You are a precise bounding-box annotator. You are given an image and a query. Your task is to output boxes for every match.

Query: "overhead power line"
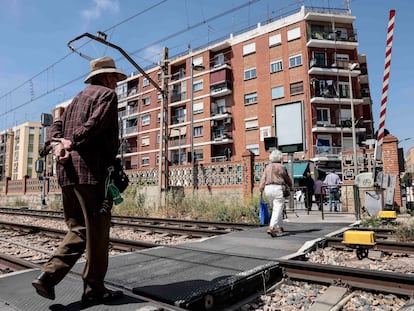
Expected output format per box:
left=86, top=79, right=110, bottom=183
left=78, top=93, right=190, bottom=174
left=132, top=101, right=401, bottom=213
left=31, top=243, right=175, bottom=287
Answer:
left=0, top=0, right=266, bottom=123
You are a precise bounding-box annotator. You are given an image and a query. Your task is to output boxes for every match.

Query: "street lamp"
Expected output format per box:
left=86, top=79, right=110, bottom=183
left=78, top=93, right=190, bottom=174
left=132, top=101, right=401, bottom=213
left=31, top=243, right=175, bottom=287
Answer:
left=190, top=55, right=205, bottom=192
left=348, top=63, right=358, bottom=178
left=172, top=128, right=182, bottom=165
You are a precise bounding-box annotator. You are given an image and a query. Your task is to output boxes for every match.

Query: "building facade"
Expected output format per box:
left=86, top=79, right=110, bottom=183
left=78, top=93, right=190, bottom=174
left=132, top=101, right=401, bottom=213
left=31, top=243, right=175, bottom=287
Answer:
left=0, top=122, right=43, bottom=180
left=116, top=5, right=374, bottom=179
left=406, top=147, right=414, bottom=173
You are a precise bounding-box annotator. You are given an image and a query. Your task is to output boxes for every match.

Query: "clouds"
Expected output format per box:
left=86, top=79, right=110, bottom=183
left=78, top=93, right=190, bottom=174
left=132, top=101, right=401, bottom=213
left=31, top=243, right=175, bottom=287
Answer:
left=81, top=0, right=120, bottom=23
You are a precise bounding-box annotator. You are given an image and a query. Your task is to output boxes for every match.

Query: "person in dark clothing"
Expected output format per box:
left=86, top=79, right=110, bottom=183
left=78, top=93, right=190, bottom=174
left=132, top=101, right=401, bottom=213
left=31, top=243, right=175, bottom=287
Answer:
left=32, top=56, right=126, bottom=307
left=304, top=172, right=315, bottom=210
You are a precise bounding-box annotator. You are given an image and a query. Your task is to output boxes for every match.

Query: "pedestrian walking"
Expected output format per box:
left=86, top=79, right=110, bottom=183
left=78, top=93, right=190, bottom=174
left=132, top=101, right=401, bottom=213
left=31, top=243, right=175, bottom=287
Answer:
left=304, top=172, right=315, bottom=211
left=323, top=169, right=342, bottom=212
left=259, top=149, right=293, bottom=237
left=32, top=56, right=126, bottom=307
left=314, top=176, right=324, bottom=210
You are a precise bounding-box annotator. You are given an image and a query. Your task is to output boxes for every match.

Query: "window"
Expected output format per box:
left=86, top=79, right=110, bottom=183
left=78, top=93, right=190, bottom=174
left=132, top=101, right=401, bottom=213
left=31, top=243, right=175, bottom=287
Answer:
left=246, top=144, right=259, bottom=155
left=244, top=93, right=258, bottom=105
left=244, top=68, right=256, bottom=80
left=260, top=126, right=271, bottom=141
left=287, top=27, right=301, bottom=41
left=143, top=78, right=149, bottom=87
left=194, top=126, right=203, bottom=137
left=213, top=53, right=225, bottom=67
left=194, top=149, right=204, bottom=161
left=316, top=108, right=330, bottom=125
left=141, top=136, right=150, bottom=146
left=335, top=53, right=350, bottom=62
left=116, top=83, right=128, bottom=99
left=157, top=92, right=162, bottom=101
left=142, top=96, right=150, bottom=106
left=193, top=80, right=203, bottom=92
left=193, top=56, right=203, bottom=66
left=216, top=98, right=226, bottom=114
left=338, top=81, right=350, bottom=98
left=335, top=27, right=348, bottom=40
left=141, top=157, right=150, bottom=166
left=312, top=51, right=326, bottom=67
left=157, top=112, right=161, bottom=123
left=243, top=42, right=256, bottom=55
left=271, top=86, right=284, bottom=99
left=157, top=134, right=160, bottom=144
left=270, top=60, right=283, bottom=73
left=289, top=54, right=302, bottom=68
left=245, top=118, right=259, bottom=130
left=193, top=102, right=203, bottom=114
left=141, top=114, right=150, bottom=126
left=290, top=81, right=304, bottom=95
left=269, top=33, right=281, bottom=46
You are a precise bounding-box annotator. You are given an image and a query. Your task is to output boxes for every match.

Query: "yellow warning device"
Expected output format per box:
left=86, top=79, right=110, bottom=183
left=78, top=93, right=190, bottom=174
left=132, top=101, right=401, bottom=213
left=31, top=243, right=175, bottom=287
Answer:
left=342, top=230, right=375, bottom=246
left=378, top=210, right=397, bottom=219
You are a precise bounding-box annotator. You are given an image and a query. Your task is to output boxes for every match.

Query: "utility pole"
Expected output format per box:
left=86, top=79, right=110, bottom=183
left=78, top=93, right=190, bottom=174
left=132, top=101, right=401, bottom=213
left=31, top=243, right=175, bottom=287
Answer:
left=159, top=47, right=169, bottom=207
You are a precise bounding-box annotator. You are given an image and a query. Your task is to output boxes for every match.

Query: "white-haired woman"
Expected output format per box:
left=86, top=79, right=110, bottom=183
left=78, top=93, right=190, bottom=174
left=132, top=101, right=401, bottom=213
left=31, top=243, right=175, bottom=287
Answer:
left=259, top=149, right=293, bottom=237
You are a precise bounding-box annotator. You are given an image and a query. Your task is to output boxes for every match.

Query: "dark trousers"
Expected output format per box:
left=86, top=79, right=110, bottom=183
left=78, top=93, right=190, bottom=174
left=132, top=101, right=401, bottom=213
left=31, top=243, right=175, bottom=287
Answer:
left=305, top=191, right=314, bottom=210
left=41, top=183, right=112, bottom=295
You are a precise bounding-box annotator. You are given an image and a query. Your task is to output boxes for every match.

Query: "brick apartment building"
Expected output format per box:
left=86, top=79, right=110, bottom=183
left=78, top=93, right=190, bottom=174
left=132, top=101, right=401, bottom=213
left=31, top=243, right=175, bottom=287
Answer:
left=108, top=5, right=374, bottom=180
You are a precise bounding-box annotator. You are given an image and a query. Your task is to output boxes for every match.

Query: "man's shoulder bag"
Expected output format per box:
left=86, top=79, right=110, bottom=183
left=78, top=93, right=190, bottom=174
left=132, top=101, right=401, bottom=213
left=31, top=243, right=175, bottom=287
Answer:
left=108, top=159, right=129, bottom=193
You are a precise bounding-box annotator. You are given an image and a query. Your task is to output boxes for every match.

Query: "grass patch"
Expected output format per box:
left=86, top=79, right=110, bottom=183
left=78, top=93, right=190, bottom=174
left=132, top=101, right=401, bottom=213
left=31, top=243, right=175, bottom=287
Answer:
left=112, top=187, right=261, bottom=224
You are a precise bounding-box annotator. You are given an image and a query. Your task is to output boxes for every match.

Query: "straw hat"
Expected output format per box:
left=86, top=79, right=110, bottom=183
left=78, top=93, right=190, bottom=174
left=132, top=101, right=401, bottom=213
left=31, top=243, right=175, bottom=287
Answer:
left=84, top=56, right=127, bottom=84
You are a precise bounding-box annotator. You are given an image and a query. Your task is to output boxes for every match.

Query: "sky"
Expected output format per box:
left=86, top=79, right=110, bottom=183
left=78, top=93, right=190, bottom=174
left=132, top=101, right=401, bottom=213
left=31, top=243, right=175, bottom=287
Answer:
left=0, top=0, right=413, bottom=153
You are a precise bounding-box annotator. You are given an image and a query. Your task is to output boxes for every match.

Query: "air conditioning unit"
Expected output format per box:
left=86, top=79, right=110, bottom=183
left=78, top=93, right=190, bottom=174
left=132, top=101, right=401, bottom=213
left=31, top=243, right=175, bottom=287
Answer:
left=224, top=118, right=232, bottom=124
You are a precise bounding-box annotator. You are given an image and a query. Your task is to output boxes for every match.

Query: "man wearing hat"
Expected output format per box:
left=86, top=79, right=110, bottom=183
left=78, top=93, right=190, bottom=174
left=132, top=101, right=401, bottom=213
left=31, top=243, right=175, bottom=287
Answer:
left=32, top=56, right=126, bottom=307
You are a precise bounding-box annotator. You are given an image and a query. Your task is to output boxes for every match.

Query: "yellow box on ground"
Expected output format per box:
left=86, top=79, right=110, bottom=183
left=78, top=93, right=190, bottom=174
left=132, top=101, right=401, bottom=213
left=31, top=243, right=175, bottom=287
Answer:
left=378, top=210, right=397, bottom=219
left=342, top=230, right=375, bottom=246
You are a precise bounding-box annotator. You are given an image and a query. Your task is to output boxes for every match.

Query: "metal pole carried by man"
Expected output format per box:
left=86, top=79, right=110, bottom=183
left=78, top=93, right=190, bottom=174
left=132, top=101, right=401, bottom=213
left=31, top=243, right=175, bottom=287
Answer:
left=32, top=56, right=127, bottom=307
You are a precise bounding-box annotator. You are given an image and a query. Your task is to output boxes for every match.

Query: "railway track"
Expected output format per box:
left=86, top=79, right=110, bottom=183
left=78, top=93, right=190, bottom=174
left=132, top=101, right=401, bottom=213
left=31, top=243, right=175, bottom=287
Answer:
left=1, top=207, right=413, bottom=310
left=279, top=258, right=414, bottom=296
left=0, top=207, right=258, bottom=237
left=0, top=220, right=157, bottom=251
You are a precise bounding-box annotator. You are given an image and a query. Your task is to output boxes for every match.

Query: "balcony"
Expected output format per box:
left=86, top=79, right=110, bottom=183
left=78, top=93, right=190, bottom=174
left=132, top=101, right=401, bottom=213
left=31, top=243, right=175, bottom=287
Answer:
left=210, top=81, right=232, bottom=97
left=124, top=125, right=138, bottom=136
left=212, top=130, right=233, bottom=144
left=171, top=115, right=186, bottom=125
left=313, top=145, right=342, bottom=158
left=170, top=91, right=187, bottom=103
left=312, top=118, right=367, bottom=135
left=308, top=59, right=361, bottom=77
left=307, top=29, right=358, bottom=50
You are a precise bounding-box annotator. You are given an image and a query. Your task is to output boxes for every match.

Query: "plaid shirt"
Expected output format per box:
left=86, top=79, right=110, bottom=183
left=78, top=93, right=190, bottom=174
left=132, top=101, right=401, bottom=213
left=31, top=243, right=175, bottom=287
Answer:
left=47, top=84, right=119, bottom=187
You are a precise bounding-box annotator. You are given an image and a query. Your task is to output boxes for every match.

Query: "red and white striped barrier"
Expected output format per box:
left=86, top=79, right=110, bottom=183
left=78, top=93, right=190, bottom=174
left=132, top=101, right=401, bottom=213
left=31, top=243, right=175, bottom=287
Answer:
left=376, top=9, right=396, bottom=160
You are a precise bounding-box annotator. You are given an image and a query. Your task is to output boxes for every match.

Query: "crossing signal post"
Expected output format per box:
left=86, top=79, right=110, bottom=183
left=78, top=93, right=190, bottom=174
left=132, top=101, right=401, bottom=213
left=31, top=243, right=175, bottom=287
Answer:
left=39, top=113, right=53, bottom=207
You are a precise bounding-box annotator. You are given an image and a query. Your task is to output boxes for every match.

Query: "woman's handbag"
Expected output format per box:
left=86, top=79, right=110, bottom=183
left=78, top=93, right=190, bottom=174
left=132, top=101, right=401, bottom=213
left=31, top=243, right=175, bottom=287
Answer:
left=259, top=195, right=270, bottom=225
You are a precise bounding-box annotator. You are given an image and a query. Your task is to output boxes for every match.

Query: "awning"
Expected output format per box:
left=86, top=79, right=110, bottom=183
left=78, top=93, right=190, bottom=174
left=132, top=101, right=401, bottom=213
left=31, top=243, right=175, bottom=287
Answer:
left=170, top=127, right=186, bottom=137
left=284, top=162, right=309, bottom=179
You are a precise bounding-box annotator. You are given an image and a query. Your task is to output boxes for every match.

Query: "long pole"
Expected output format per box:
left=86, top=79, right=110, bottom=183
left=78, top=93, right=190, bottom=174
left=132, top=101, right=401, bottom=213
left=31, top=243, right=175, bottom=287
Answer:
left=349, top=67, right=358, bottom=178
left=375, top=9, right=396, bottom=161
left=190, top=55, right=195, bottom=192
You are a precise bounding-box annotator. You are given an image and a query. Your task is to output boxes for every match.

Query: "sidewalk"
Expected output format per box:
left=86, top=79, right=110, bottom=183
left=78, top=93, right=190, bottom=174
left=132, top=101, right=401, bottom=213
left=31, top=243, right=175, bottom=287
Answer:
left=284, top=208, right=358, bottom=224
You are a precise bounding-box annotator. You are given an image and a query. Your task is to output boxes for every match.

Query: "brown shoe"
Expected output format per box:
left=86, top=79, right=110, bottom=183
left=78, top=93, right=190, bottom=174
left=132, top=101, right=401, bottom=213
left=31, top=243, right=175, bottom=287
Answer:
left=278, top=227, right=284, bottom=233
left=266, top=228, right=277, bottom=238
left=32, top=272, right=55, bottom=300
left=81, top=289, right=123, bottom=307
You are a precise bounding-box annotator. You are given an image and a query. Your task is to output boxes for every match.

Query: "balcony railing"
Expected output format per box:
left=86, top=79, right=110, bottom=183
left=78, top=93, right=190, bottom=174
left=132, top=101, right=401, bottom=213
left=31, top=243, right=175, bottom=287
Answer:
left=171, top=115, right=186, bottom=124
left=170, top=92, right=187, bottom=103
left=210, top=81, right=232, bottom=97
left=124, top=125, right=138, bottom=135
left=313, top=145, right=342, bottom=157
